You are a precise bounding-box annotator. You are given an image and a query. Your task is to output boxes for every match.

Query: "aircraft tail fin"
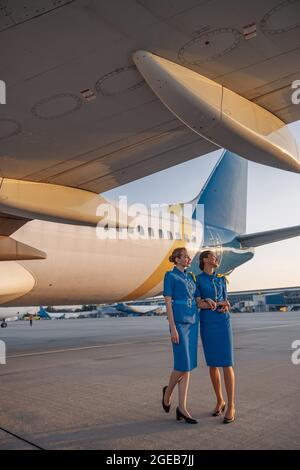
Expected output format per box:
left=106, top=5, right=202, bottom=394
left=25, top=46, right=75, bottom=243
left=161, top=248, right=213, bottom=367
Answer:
left=191, top=150, right=248, bottom=234
left=38, top=306, right=51, bottom=319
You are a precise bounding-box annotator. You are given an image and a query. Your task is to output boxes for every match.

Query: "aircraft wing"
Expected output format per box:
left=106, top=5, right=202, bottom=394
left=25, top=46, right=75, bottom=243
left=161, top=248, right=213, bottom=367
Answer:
left=1, top=0, right=300, bottom=197
left=238, top=225, right=300, bottom=248
left=0, top=213, right=46, bottom=260
left=0, top=212, right=30, bottom=236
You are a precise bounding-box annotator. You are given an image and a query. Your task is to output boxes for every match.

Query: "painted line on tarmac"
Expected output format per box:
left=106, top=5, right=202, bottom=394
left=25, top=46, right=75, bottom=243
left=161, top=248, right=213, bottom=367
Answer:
left=239, top=322, right=300, bottom=332
left=7, top=338, right=166, bottom=358
left=7, top=323, right=300, bottom=358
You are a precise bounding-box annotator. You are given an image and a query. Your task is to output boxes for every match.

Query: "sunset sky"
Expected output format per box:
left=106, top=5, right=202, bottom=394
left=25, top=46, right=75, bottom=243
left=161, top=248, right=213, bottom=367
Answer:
left=104, top=122, right=300, bottom=292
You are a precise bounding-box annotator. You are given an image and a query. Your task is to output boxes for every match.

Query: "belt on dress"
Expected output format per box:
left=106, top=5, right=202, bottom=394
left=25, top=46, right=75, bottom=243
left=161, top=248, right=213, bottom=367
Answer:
left=172, top=299, right=196, bottom=308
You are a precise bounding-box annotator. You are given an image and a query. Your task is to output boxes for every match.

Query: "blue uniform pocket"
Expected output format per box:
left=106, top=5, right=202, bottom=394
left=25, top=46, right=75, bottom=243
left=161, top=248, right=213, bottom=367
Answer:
left=172, top=304, right=198, bottom=324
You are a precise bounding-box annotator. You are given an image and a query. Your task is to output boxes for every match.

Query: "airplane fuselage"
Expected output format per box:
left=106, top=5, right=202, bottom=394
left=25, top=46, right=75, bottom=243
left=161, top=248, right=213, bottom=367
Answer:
left=0, top=218, right=253, bottom=307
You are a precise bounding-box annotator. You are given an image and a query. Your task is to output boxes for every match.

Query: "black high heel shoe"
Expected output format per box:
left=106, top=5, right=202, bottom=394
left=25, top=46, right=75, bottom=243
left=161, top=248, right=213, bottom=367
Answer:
left=176, top=407, right=198, bottom=424
left=223, top=409, right=235, bottom=424
left=162, top=386, right=170, bottom=413
left=212, top=403, right=226, bottom=417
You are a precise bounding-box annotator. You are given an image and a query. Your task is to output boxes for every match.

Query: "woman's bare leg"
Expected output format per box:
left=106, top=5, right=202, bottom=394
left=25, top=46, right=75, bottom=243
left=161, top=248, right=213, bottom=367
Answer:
left=178, top=372, right=193, bottom=417
left=209, top=366, right=225, bottom=411
left=223, top=366, right=235, bottom=419
left=164, top=370, right=185, bottom=406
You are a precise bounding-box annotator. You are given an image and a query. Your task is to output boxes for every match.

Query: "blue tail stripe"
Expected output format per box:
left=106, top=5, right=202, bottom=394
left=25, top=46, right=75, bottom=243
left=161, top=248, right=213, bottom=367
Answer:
left=192, top=150, right=248, bottom=235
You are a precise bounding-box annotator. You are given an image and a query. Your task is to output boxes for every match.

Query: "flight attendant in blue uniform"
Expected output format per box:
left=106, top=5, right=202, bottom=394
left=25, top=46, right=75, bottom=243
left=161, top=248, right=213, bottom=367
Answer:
left=195, top=250, right=236, bottom=424
left=162, top=247, right=199, bottom=424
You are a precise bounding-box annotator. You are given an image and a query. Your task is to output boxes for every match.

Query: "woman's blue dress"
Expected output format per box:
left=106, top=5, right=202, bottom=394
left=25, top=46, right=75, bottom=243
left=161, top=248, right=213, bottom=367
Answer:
left=163, top=266, right=199, bottom=372
left=195, top=271, right=233, bottom=367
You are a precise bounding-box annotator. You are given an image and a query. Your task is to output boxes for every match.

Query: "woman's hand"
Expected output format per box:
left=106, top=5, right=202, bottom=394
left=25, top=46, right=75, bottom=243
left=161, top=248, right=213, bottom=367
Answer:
left=170, top=325, right=179, bottom=344
left=205, top=298, right=217, bottom=310
left=217, top=300, right=230, bottom=313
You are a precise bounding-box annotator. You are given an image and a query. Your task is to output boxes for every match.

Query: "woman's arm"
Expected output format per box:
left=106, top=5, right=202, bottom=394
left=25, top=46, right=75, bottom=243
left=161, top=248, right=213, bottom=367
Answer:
left=196, top=297, right=217, bottom=310
left=217, top=278, right=231, bottom=312
left=195, top=277, right=217, bottom=310
left=164, top=296, right=179, bottom=344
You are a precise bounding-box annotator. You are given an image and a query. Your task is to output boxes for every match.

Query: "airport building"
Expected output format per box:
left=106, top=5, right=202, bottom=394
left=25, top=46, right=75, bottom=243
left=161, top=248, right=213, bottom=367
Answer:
left=15, top=287, right=299, bottom=323
left=112, top=286, right=300, bottom=315
left=227, top=286, right=300, bottom=313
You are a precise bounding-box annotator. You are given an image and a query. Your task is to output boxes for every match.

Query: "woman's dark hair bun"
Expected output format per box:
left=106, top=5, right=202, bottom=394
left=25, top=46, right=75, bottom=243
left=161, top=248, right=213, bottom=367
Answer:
left=169, top=247, right=187, bottom=264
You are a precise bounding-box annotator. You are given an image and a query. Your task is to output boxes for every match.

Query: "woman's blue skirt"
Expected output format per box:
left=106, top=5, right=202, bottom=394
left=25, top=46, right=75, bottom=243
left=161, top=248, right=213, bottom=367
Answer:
left=200, top=316, right=234, bottom=367
left=172, top=322, right=199, bottom=372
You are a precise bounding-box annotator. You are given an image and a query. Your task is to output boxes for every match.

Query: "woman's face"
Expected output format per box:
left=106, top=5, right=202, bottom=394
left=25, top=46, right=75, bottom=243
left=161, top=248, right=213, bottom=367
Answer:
left=204, top=252, right=219, bottom=268
left=176, top=251, right=191, bottom=268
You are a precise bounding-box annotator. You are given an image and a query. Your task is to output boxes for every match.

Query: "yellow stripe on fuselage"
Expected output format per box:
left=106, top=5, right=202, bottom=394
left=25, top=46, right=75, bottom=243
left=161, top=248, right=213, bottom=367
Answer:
left=118, top=239, right=186, bottom=301
left=119, top=203, right=192, bottom=301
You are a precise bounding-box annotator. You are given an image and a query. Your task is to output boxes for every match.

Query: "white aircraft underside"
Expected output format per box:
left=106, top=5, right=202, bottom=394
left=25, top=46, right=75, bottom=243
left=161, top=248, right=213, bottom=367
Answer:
left=1, top=0, right=300, bottom=195
left=0, top=0, right=300, bottom=309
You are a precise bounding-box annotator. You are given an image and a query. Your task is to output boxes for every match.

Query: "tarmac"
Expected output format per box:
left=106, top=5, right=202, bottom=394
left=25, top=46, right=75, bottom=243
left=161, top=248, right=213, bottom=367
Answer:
left=0, top=312, right=300, bottom=450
